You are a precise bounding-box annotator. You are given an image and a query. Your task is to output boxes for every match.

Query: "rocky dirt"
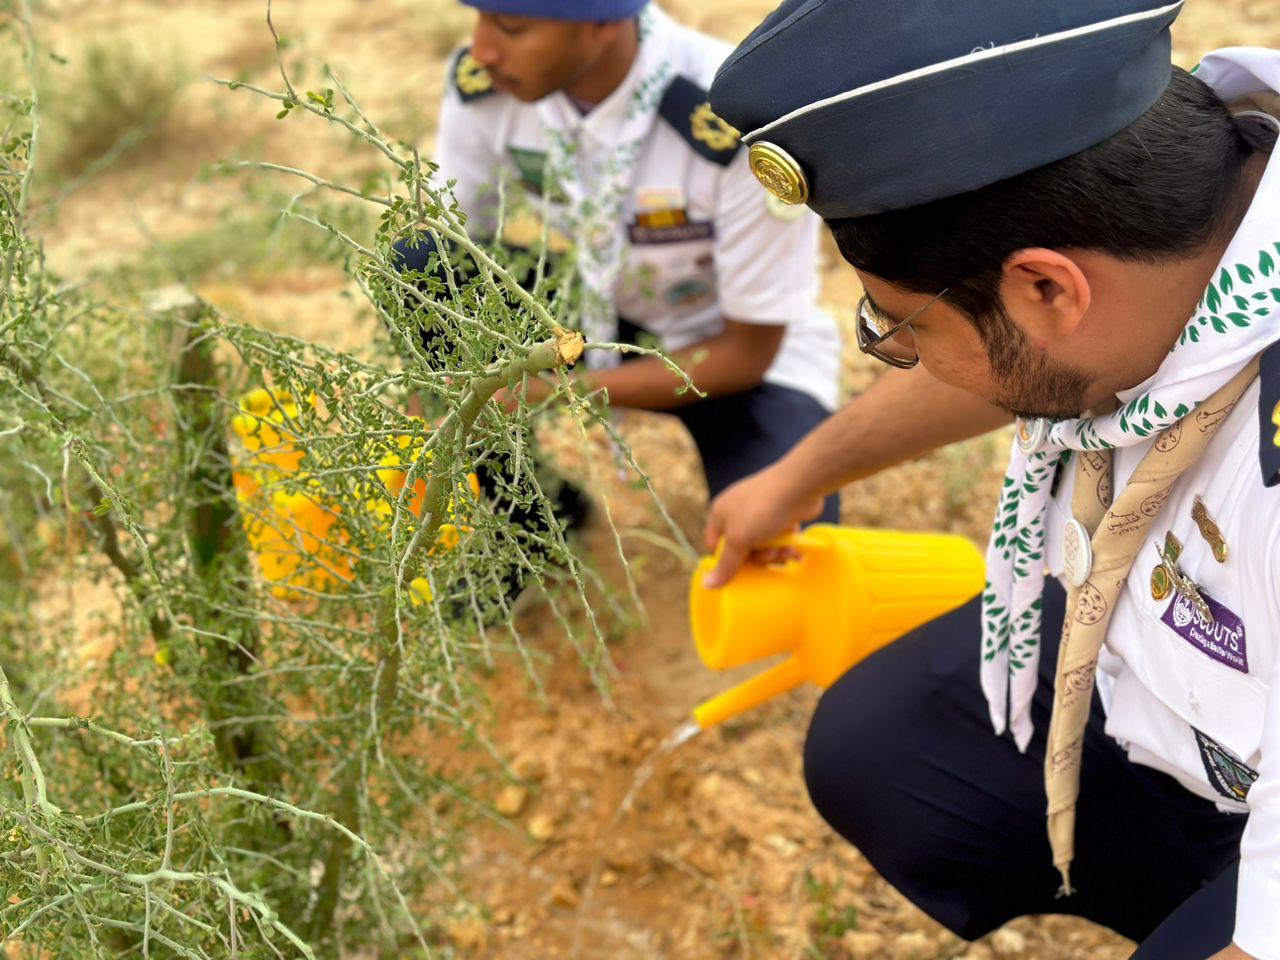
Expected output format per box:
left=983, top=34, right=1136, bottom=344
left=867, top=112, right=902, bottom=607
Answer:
left=27, top=0, right=1280, bottom=957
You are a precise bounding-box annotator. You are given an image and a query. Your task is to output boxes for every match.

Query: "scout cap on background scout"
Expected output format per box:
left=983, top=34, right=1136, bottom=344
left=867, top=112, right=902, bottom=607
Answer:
left=459, top=0, right=647, bottom=18
left=707, top=0, right=1184, bottom=218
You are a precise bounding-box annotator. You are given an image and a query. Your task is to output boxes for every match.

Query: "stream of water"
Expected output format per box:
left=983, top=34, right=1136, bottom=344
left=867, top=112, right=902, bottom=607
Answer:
left=570, top=718, right=703, bottom=957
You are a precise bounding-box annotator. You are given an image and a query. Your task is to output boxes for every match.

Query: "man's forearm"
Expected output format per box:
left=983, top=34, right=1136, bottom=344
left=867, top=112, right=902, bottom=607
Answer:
left=771, top=365, right=1013, bottom=500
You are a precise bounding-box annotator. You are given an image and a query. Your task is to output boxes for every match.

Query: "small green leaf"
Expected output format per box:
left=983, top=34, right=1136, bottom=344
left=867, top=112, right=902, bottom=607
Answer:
left=1220, top=268, right=1234, bottom=295
left=1226, top=312, right=1251, bottom=327
left=1206, top=285, right=1222, bottom=313
left=1238, top=264, right=1255, bottom=284
left=1262, top=250, right=1276, bottom=277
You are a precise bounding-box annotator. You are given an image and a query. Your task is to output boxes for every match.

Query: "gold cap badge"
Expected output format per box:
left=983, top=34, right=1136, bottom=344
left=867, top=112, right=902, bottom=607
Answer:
left=748, top=141, right=809, bottom=206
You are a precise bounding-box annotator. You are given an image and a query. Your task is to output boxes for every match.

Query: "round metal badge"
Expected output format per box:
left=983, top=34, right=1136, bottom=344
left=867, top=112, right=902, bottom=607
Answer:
left=1061, top=518, right=1093, bottom=588
left=1150, top=564, right=1172, bottom=601
left=748, top=142, right=809, bottom=206
left=1016, top=417, right=1047, bottom=454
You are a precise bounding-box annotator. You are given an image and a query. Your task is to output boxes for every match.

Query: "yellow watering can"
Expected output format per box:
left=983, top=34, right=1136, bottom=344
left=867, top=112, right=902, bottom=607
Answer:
left=689, top=525, right=984, bottom=729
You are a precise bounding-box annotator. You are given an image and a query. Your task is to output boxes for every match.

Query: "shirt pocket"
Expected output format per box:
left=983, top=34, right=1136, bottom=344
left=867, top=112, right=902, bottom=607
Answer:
left=616, top=235, right=717, bottom=325
left=1137, top=595, right=1267, bottom=763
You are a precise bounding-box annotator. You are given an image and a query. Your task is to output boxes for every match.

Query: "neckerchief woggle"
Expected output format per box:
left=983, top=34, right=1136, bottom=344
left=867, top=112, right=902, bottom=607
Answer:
left=982, top=47, right=1280, bottom=751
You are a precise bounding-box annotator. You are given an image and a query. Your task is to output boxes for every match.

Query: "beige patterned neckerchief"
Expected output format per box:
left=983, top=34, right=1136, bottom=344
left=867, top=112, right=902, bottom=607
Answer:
left=1044, top=358, right=1260, bottom=893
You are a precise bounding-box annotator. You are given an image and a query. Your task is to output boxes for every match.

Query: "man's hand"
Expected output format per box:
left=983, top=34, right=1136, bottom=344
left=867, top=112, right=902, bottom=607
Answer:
left=699, top=367, right=1013, bottom=589
left=1208, top=945, right=1257, bottom=960
left=701, top=463, right=826, bottom=588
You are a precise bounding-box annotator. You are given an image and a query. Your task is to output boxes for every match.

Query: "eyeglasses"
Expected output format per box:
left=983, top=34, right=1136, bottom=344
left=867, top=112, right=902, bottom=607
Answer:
left=855, top=287, right=950, bottom=369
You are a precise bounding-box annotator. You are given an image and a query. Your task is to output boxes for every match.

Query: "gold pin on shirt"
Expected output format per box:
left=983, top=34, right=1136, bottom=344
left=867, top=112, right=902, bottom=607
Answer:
left=1190, top=496, right=1228, bottom=563
left=1152, top=531, right=1180, bottom=601
left=1150, top=563, right=1172, bottom=601
left=1150, top=532, right=1213, bottom=621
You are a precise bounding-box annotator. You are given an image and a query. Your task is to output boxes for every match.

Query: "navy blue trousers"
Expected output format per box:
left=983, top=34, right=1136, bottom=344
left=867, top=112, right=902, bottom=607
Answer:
left=803, top=579, right=1244, bottom=956
left=666, top=381, right=839, bottom=523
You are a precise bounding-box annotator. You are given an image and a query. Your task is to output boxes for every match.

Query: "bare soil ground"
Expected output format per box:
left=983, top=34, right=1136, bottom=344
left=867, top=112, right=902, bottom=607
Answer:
left=28, top=1, right=1280, bottom=957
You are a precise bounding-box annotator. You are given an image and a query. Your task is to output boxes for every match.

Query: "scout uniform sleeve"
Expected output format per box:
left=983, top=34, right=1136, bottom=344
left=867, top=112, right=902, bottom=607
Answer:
left=1235, top=665, right=1280, bottom=959
left=435, top=47, right=502, bottom=230
left=1236, top=364, right=1280, bottom=960
left=711, top=131, right=823, bottom=324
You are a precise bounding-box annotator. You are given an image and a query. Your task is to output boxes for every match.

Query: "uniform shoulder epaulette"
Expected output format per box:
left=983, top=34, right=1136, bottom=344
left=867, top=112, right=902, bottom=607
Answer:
left=1257, top=338, right=1280, bottom=487
left=450, top=47, right=496, bottom=104
left=658, top=75, right=742, bottom=166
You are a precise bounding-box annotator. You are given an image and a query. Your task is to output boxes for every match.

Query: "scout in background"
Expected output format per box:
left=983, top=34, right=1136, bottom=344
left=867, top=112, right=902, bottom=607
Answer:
left=701, top=2, right=1280, bottom=959
left=394, top=0, right=842, bottom=523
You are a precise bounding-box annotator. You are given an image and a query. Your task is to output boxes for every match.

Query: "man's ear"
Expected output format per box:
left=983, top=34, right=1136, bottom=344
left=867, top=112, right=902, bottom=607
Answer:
left=1000, top=248, right=1091, bottom=344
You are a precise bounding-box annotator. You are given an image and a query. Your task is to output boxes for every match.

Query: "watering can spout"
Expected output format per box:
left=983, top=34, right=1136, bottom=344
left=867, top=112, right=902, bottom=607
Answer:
left=693, top=656, right=806, bottom=729
left=689, top=525, right=985, bottom=730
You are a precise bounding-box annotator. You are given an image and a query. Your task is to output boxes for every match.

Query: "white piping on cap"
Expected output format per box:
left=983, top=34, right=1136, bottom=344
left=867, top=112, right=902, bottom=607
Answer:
left=744, top=0, right=1184, bottom=141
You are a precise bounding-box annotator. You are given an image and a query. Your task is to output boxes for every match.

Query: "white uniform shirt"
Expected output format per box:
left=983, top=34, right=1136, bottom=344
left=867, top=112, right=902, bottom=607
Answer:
left=432, top=22, right=842, bottom=410
left=1044, top=107, right=1280, bottom=956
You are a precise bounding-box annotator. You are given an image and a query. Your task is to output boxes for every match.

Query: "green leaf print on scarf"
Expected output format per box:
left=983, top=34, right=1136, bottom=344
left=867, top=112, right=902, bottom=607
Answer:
left=1179, top=246, right=1280, bottom=350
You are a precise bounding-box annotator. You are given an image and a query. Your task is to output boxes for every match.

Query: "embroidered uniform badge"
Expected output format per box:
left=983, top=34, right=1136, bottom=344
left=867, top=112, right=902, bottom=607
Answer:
left=452, top=49, right=494, bottom=102
left=507, top=146, right=548, bottom=196
left=1194, top=728, right=1258, bottom=802
left=1159, top=588, right=1246, bottom=672
left=659, top=77, right=742, bottom=167
left=690, top=102, right=740, bottom=152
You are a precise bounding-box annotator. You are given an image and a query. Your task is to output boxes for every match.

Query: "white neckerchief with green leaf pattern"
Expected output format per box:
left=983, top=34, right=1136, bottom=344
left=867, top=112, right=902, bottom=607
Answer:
left=981, top=46, right=1280, bottom=751
left=537, top=6, right=674, bottom=370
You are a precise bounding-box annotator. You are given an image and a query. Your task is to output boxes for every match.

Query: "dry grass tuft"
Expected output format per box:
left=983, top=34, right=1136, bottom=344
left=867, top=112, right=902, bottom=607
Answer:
left=37, top=38, right=187, bottom=180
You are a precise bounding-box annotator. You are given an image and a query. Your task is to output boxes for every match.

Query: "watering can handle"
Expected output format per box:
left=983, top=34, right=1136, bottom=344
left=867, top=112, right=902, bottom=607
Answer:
left=764, top=528, right=827, bottom=553
left=708, top=526, right=828, bottom=565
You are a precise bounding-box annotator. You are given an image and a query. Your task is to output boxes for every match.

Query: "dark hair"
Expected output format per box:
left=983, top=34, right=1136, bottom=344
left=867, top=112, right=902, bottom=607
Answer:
left=827, top=67, right=1255, bottom=336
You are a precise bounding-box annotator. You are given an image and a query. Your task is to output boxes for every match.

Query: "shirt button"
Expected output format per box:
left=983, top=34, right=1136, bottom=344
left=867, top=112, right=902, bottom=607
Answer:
left=1187, top=686, right=1201, bottom=712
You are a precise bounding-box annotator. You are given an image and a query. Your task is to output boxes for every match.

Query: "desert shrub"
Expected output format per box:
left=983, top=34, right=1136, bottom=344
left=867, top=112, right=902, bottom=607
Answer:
left=0, top=9, right=686, bottom=957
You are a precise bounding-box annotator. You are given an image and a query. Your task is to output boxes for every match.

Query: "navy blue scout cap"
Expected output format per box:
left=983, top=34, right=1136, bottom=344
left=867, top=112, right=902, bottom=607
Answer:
left=708, top=0, right=1184, bottom=219
left=461, top=0, right=647, bottom=19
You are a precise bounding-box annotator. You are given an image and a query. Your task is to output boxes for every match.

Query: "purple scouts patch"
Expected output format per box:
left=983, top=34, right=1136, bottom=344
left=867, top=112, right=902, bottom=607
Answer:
left=1160, top=591, right=1248, bottom=673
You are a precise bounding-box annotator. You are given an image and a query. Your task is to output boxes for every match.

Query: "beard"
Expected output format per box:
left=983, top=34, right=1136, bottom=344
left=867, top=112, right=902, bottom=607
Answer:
left=981, top=309, right=1092, bottom=420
